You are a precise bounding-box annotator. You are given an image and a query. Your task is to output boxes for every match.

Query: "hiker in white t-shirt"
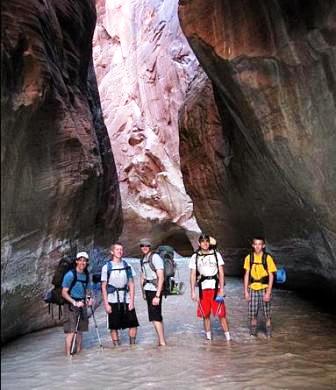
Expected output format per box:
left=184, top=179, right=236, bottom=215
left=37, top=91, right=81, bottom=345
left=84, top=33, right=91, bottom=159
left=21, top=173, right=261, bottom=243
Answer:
left=189, top=234, right=231, bottom=341
left=101, top=243, right=139, bottom=346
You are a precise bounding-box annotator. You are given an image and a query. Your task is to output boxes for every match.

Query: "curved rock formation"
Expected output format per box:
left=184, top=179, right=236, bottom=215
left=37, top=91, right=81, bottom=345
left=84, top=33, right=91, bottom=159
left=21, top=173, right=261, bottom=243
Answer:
left=179, top=0, right=336, bottom=294
left=93, top=0, right=202, bottom=255
left=1, top=0, right=122, bottom=343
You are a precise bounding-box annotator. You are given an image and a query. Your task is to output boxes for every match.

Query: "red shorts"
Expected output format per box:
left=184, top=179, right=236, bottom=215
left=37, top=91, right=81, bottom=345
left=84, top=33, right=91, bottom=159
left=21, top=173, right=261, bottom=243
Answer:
left=197, top=289, right=226, bottom=318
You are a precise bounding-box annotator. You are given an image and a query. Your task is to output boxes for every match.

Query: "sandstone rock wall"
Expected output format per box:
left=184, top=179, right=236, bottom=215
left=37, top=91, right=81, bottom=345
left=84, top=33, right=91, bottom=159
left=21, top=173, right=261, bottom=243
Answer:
left=1, top=0, right=122, bottom=343
left=93, top=0, right=202, bottom=255
left=179, top=0, right=336, bottom=294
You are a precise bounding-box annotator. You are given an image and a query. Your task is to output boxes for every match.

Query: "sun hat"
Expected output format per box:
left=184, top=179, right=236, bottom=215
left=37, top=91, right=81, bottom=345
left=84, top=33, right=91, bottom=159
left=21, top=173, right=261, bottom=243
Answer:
left=139, top=239, right=152, bottom=247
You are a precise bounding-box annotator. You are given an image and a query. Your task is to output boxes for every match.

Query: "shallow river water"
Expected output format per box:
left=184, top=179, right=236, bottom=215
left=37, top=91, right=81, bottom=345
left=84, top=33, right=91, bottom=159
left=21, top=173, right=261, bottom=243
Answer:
left=2, top=259, right=336, bottom=390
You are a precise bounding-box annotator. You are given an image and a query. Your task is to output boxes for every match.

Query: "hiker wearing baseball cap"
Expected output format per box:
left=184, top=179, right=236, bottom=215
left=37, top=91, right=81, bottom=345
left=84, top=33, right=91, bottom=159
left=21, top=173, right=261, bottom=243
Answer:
left=61, top=251, right=93, bottom=356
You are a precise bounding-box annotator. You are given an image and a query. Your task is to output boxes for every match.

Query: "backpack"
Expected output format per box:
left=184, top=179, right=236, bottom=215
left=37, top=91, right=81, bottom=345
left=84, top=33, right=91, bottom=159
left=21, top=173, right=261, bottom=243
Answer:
left=104, top=259, right=133, bottom=306
left=141, top=246, right=176, bottom=297
left=44, top=256, right=89, bottom=319
left=248, top=252, right=286, bottom=285
left=195, top=249, right=220, bottom=300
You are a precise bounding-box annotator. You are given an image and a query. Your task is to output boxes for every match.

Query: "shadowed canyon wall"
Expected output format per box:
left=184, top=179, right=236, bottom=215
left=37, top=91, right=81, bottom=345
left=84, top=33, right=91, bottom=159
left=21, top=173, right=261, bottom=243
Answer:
left=1, top=0, right=122, bottom=343
left=93, top=0, right=202, bottom=255
left=179, top=0, right=336, bottom=294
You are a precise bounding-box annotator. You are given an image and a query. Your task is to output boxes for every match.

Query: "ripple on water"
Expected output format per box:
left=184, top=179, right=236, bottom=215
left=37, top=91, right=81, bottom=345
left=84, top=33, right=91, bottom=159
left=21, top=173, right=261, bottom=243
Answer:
left=2, top=260, right=336, bottom=390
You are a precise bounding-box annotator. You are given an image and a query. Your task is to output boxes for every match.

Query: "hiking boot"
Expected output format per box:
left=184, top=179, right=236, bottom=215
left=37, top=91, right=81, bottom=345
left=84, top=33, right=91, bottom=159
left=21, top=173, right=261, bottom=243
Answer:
left=250, top=326, right=257, bottom=337
left=266, top=326, right=272, bottom=338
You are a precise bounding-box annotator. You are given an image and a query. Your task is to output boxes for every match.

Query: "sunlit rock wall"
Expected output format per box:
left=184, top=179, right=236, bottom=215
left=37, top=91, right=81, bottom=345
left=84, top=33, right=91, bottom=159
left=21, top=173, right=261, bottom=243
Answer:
left=1, top=0, right=122, bottom=343
left=179, top=0, right=336, bottom=294
left=93, top=0, right=202, bottom=255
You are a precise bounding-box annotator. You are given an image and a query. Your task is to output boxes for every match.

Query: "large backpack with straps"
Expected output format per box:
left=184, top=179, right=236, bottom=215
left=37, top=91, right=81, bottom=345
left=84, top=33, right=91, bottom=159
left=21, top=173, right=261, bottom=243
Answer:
left=195, top=249, right=220, bottom=300
left=248, top=252, right=286, bottom=285
left=44, top=256, right=89, bottom=319
left=141, top=245, right=176, bottom=297
left=104, top=260, right=133, bottom=307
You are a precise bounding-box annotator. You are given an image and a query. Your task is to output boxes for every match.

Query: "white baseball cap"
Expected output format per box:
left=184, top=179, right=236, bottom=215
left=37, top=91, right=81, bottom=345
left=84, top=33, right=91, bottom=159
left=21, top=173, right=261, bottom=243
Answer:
left=76, top=251, right=89, bottom=260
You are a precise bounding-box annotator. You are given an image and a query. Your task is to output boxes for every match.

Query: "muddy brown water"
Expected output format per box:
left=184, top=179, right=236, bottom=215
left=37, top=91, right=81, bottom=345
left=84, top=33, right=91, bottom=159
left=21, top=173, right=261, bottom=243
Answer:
left=2, top=258, right=336, bottom=389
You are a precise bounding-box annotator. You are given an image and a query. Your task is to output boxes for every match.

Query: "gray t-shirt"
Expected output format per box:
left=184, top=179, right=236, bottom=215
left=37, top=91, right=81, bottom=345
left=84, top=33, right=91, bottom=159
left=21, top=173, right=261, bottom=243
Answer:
left=101, top=260, right=136, bottom=303
left=142, top=253, right=164, bottom=291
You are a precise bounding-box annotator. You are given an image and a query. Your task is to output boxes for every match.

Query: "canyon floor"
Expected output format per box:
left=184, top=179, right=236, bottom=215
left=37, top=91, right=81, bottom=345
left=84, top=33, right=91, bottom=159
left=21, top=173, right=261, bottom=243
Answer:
left=2, top=259, right=336, bottom=390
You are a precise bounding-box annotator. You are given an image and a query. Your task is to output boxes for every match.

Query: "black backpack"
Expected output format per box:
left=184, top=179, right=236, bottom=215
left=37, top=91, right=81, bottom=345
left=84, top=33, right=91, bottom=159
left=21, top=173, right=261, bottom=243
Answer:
left=44, top=256, right=89, bottom=319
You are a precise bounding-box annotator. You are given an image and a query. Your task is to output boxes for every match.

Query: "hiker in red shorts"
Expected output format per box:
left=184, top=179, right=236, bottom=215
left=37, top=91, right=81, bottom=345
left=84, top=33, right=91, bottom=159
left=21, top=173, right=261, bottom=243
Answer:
left=189, top=234, right=231, bottom=341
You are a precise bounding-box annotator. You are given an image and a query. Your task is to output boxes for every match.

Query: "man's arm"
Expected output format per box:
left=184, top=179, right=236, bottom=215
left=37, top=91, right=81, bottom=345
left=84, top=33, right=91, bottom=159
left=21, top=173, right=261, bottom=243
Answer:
left=62, top=287, right=84, bottom=308
left=218, top=265, right=224, bottom=296
left=190, top=268, right=197, bottom=301
left=101, top=281, right=112, bottom=313
left=264, top=271, right=274, bottom=302
left=244, top=270, right=250, bottom=300
left=128, top=278, right=135, bottom=310
left=152, top=269, right=164, bottom=306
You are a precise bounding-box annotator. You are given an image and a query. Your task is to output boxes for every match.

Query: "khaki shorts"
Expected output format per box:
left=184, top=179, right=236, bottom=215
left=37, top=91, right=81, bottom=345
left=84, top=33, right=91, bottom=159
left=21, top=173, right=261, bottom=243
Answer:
left=63, top=303, right=88, bottom=333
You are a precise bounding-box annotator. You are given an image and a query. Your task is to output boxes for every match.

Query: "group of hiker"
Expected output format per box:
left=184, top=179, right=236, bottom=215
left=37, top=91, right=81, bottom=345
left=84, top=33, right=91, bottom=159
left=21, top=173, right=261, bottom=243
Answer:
left=59, top=234, right=278, bottom=356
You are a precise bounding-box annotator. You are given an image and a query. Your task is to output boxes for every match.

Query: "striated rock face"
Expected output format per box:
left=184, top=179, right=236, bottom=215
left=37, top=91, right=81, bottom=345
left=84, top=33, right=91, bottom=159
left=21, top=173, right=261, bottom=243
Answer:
left=93, top=0, right=202, bottom=255
left=1, top=0, right=122, bottom=343
left=179, top=0, right=336, bottom=294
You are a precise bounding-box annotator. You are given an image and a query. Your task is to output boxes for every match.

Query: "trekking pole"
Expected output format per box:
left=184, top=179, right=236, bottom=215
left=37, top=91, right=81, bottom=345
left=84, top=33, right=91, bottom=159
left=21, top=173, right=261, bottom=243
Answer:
left=90, top=306, right=103, bottom=349
left=70, top=309, right=82, bottom=356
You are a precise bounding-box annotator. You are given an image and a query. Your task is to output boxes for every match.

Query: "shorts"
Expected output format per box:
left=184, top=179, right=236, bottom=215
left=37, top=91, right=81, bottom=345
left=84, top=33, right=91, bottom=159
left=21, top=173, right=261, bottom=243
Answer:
left=145, top=290, right=163, bottom=322
left=107, top=303, right=139, bottom=330
left=197, top=289, right=226, bottom=318
left=248, top=288, right=271, bottom=321
left=63, top=303, right=88, bottom=333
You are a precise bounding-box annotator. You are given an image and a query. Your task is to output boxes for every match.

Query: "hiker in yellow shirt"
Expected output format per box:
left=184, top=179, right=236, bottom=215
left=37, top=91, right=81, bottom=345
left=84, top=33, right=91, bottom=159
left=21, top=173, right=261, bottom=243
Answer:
left=243, top=237, right=277, bottom=338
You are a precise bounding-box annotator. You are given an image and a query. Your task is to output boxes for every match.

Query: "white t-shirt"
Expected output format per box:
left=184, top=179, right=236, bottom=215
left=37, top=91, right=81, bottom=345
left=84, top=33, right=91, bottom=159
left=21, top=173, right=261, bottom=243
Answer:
left=141, top=253, right=164, bottom=291
left=189, top=250, right=224, bottom=290
left=101, top=260, right=136, bottom=303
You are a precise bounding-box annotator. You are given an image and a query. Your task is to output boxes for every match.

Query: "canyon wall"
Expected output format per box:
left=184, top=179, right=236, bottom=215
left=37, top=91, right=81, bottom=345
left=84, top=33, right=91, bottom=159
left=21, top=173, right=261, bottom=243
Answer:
left=179, top=0, right=336, bottom=294
left=93, top=0, right=202, bottom=255
left=1, top=0, right=122, bottom=343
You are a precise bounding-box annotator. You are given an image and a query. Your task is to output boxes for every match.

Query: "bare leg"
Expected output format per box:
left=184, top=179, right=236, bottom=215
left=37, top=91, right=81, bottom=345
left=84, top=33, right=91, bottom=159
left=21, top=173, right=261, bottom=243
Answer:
left=65, top=333, right=74, bottom=356
left=129, top=327, right=137, bottom=344
left=111, top=330, right=120, bottom=345
left=153, top=321, right=166, bottom=346
left=220, top=317, right=229, bottom=332
left=203, top=317, right=211, bottom=332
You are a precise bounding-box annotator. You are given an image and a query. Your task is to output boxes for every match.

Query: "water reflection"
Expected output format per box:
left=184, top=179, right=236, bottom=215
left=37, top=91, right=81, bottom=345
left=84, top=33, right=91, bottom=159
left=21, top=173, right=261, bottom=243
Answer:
left=2, top=259, right=336, bottom=389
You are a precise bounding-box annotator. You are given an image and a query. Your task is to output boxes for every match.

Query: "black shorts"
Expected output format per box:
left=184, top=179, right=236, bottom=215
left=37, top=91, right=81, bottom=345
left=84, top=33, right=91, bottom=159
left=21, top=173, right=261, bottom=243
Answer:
left=107, top=303, right=139, bottom=330
left=145, top=290, right=163, bottom=322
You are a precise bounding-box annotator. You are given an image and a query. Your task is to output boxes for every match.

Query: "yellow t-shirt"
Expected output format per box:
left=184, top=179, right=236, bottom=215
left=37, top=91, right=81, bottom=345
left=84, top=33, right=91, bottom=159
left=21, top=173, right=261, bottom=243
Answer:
left=244, top=253, right=277, bottom=291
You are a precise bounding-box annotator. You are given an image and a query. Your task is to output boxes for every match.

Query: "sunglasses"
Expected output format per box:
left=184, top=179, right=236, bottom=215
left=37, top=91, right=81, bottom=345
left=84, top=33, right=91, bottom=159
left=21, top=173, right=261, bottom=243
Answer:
left=77, top=258, right=89, bottom=263
left=140, top=244, right=151, bottom=248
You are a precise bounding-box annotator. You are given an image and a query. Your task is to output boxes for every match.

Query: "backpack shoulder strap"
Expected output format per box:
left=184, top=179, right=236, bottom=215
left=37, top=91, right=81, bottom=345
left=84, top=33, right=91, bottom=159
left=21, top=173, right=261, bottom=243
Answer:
left=262, top=252, right=268, bottom=272
left=68, top=269, right=77, bottom=295
left=213, top=250, right=219, bottom=272
left=148, top=253, right=157, bottom=273
left=122, top=260, right=133, bottom=280
left=106, top=261, right=113, bottom=282
left=250, top=252, right=254, bottom=267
